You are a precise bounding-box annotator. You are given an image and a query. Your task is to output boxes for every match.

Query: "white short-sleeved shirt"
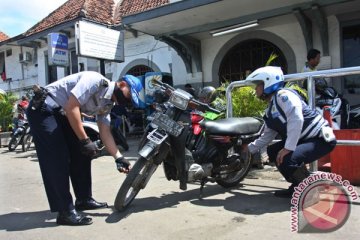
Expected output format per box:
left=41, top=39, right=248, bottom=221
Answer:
left=45, top=71, right=115, bottom=125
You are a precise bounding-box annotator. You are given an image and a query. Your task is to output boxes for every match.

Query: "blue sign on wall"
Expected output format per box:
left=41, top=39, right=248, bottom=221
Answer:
left=47, top=33, right=69, bottom=66
left=50, top=33, right=68, bottom=49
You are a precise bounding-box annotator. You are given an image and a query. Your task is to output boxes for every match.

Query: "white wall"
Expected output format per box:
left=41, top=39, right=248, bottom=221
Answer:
left=201, top=14, right=307, bottom=85
left=262, top=14, right=308, bottom=72
left=1, top=1, right=358, bottom=104
left=37, top=46, right=48, bottom=86
left=0, top=45, right=39, bottom=96
left=110, top=34, right=173, bottom=81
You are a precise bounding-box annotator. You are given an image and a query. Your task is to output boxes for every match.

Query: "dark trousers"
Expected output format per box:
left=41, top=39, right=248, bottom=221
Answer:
left=267, top=138, right=336, bottom=182
left=27, top=103, right=92, bottom=212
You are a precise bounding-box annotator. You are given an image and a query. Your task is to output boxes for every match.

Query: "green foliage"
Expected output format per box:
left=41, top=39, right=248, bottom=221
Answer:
left=265, top=53, right=278, bottom=66
left=285, top=82, right=308, bottom=102
left=231, top=86, right=267, bottom=117
left=216, top=83, right=267, bottom=117
left=0, top=92, right=17, bottom=132
left=214, top=52, right=282, bottom=118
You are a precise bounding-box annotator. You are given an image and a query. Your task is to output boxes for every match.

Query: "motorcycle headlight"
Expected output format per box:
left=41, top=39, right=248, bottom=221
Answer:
left=169, top=89, right=192, bottom=110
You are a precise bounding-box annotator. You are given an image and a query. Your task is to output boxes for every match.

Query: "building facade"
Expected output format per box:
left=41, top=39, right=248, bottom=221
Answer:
left=1, top=0, right=359, bottom=104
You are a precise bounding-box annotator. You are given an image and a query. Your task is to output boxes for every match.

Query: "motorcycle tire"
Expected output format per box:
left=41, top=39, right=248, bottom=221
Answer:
left=8, top=135, right=21, bottom=151
left=22, top=134, right=33, bottom=152
left=215, top=150, right=252, bottom=188
left=114, top=157, right=157, bottom=211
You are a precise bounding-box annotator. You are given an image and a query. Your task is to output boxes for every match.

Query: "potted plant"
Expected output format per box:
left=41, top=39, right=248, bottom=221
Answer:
left=0, top=92, right=17, bottom=147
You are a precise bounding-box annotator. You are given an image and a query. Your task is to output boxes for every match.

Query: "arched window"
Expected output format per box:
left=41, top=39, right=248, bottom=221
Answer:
left=127, top=65, right=153, bottom=76
left=219, top=39, right=288, bottom=83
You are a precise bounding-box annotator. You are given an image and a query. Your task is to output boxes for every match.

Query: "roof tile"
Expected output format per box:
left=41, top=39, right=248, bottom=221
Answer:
left=0, top=31, right=10, bottom=42
left=25, top=0, right=115, bottom=36
left=114, top=0, right=169, bottom=24
left=24, top=0, right=169, bottom=37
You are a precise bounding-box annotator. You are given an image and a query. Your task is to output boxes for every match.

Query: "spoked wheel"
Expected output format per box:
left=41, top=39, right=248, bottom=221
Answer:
left=114, top=157, right=158, bottom=211
left=216, top=150, right=252, bottom=188
left=22, top=134, right=33, bottom=152
left=8, top=135, right=21, bottom=151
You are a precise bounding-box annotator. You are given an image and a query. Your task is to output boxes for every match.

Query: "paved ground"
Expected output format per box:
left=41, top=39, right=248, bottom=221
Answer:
left=0, top=137, right=359, bottom=240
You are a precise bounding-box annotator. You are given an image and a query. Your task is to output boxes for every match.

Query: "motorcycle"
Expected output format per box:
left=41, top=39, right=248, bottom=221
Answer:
left=186, top=109, right=225, bottom=153
left=8, top=119, right=32, bottom=152
left=114, top=79, right=264, bottom=211
left=82, top=120, right=129, bottom=157
left=304, top=78, right=351, bottom=129
left=348, top=104, right=360, bottom=129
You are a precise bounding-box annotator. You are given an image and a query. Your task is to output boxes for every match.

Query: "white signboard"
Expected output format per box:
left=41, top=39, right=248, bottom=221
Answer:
left=76, top=21, right=124, bottom=62
left=47, top=33, right=69, bottom=66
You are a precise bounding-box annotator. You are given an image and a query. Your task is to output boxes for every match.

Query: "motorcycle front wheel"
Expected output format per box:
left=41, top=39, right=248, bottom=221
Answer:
left=22, top=134, right=33, bottom=152
left=215, top=150, right=252, bottom=188
left=114, top=157, right=158, bottom=211
left=8, top=135, right=21, bottom=151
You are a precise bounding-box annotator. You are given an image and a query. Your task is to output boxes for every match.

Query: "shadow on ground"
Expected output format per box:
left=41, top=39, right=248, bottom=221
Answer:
left=0, top=210, right=57, bottom=231
left=105, top=182, right=290, bottom=223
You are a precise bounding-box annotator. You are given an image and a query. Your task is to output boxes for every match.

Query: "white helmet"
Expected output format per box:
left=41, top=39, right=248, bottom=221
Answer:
left=245, top=66, right=284, bottom=95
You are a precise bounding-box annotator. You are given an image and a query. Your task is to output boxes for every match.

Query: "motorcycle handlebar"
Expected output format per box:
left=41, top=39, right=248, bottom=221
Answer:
left=152, top=78, right=175, bottom=92
left=151, top=78, right=221, bottom=114
left=189, top=99, right=222, bottom=114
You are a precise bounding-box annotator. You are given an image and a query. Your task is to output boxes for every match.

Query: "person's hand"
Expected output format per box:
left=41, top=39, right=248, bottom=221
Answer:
left=115, top=156, right=131, bottom=173
left=79, top=138, right=98, bottom=159
left=276, top=148, right=292, bottom=166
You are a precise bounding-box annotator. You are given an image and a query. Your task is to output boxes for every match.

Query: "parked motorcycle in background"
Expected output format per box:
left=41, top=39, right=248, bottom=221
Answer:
left=114, top=78, right=264, bottom=211
left=348, top=104, right=360, bottom=129
left=305, top=78, right=350, bottom=129
left=110, top=112, right=130, bottom=151
left=8, top=119, right=33, bottom=152
left=82, top=119, right=129, bottom=158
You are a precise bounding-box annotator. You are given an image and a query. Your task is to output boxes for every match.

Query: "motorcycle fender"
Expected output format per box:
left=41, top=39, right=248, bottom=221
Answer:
left=139, top=142, right=157, bottom=160
left=82, top=121, right=99, bottom=132
left=153, top=142, right=170, bottom=165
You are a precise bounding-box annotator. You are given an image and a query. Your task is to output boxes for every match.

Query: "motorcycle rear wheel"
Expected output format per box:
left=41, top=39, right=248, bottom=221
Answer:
left=114, top=157, right=157, bottom=211
left=22, top=134, right=33, bottom=152
left=111, top=126, right=129, bottom=151
left=215, top=150, right=252, bottom=188
left=8, top=135, right=21, bottom=151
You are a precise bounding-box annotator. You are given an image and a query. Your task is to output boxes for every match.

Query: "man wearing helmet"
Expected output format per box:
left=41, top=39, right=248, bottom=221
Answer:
left=244, top=66, right=336, bottom=198
left=27, top=71, right=143, bottom=226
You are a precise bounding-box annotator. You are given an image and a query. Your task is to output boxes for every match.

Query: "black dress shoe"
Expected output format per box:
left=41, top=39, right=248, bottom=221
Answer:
left=274, top=184, right=295, bottom=198
left=75, top=197, right=108, bottom=211
left=56, top=209, right=92, bottom=226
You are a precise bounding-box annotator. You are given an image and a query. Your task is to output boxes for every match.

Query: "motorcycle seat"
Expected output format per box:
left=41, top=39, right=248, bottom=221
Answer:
left=200, top=117, right=263, bottom=136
